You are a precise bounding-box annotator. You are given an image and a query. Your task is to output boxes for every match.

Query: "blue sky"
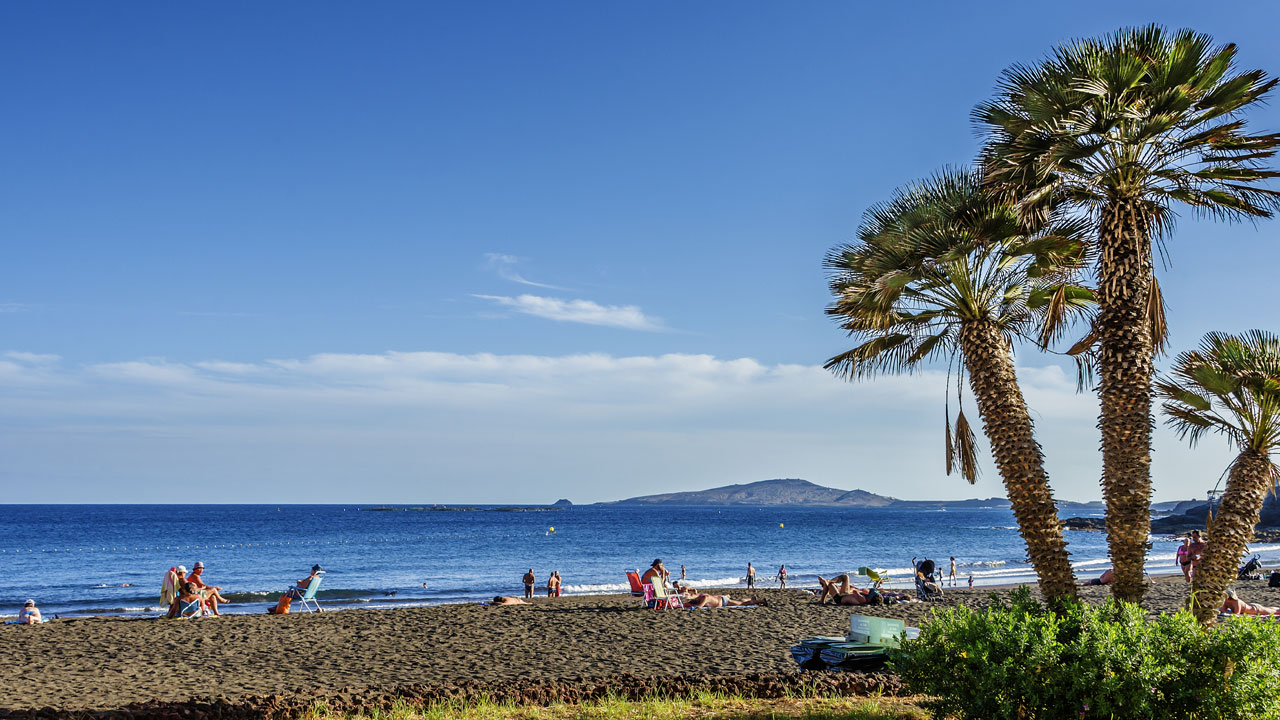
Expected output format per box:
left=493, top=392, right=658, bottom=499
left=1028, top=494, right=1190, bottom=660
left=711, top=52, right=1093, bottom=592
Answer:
left=2, top=2, right=1278, bottom=503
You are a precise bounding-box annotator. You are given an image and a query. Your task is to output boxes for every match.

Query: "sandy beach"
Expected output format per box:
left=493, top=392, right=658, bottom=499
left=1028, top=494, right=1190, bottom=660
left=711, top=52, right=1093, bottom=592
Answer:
left=2, top=572, right=1273, bottom=717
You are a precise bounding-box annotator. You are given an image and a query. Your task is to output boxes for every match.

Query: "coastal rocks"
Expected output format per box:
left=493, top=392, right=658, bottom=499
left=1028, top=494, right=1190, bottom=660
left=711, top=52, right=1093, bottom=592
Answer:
left=1063, top=517, right=1106, bottom=531
left=0, top=672, right=903, bottom=720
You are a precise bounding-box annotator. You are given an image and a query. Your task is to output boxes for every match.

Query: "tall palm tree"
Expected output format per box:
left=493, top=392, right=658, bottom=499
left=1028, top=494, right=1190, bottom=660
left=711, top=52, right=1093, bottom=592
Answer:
left=825, top=168, right=1091, bottom=600
left=976, top=26, right=1280, bottom=602
left=1157, top=331, right=1280, bottom=623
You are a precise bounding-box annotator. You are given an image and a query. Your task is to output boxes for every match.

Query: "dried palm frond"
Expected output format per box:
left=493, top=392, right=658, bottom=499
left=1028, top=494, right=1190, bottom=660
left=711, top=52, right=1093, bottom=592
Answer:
left=955, top=410, right=979, bottom=484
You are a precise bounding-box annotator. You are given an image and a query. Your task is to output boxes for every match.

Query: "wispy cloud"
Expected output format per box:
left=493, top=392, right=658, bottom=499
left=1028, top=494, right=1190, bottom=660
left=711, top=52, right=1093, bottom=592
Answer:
left=483, top=253, right=568, bottom=290
left=473, top=294, right=665, bottom=331
left=0, top=303, right=29, bottom=313
left=0, top=347, right=1236, bottom=503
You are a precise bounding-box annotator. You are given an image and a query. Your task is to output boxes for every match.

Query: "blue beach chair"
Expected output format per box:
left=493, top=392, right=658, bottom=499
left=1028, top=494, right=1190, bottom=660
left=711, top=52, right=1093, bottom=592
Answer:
left=288, top=572, right=325, bottom=613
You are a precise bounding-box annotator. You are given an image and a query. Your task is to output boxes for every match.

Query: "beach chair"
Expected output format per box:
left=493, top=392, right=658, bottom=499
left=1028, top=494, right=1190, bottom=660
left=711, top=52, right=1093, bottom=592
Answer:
left=650, top=579, right=683, bottom=609
left=288, top=572, right=325, bottom=613
left=625, top=571, right=647, bottom=607
left=176, top=597, right=206, bottom=619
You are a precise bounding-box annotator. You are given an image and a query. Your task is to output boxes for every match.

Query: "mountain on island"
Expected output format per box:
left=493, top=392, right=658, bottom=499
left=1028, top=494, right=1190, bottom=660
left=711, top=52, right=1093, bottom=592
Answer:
left=608, top=478, right=899, bottom=507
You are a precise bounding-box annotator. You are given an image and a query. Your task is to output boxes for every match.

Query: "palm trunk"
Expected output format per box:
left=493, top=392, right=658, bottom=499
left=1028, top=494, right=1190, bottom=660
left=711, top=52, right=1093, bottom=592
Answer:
left=1096, top=200, right=1156, bottom=603
left=1189, top=449, right=1274, bottom=624
left=960, top=321, right=1077, bottom=600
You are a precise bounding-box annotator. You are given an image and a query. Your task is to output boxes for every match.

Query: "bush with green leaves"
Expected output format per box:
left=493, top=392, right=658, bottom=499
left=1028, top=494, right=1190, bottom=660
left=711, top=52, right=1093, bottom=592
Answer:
left=892, top=587, right=1280, bottom=719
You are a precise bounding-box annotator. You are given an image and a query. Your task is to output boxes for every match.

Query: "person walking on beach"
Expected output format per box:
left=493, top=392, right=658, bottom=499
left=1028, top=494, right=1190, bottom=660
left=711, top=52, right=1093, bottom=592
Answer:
left=522, top=569, right=535, bottom=599
left=948, top=557, right=957, bottom=587
left=1189, top=530, right=1208, bottom=581
left=777, top=564, right=787, bottom=588
left=746, top=562, right=756, bottom=589
left=1176, top=538, right=1193, bottom=582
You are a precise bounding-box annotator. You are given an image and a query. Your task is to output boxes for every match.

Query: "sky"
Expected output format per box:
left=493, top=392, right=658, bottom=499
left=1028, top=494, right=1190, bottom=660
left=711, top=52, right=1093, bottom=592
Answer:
left=2, top=1, right=1279, bottom=504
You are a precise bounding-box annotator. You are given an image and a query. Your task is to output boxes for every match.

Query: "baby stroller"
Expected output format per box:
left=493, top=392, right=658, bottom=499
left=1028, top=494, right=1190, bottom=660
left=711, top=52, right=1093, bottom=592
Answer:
left=913, top=557, right=943, bottom=601
left=1238, top=555, right=1262, bottom=580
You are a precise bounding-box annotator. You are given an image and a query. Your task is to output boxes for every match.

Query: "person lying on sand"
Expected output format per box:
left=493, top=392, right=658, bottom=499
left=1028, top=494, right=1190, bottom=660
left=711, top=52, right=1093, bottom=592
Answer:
left=1081, top=568, right=1114, bottom=586
left=679, top=591, right=765, bottom=608
left=1221, top=589, right=1280, bottom=616
left=491, top=596, right=528, bottom=606
left=814, top=575, right=910, bottom=605
left=17, top=599, right=42, bottom=624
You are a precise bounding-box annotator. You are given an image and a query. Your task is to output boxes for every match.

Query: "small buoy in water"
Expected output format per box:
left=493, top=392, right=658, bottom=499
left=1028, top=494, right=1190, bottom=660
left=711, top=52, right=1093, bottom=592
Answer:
left=549, top=526, right=555, bottom=533
left=780, top=523, right=785, bottom=528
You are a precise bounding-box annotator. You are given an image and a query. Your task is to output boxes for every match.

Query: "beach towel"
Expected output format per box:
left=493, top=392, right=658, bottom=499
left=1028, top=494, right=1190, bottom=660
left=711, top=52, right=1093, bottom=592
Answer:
left=160, top=568, right=180, bottom=606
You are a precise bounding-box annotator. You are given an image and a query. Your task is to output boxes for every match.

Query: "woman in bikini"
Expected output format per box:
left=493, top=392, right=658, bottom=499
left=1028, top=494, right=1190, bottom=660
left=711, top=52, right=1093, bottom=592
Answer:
left=1221, top=589, right=1280, bottom=616
left=1176, top=538, right=1192, bottom=582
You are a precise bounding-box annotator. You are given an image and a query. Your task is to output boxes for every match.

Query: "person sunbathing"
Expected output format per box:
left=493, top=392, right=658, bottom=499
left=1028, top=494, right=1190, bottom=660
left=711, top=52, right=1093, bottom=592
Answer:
left=1081, top=568, right=1115, bottom=586
left=491, top=596, right=529, bottom=606
left=187, top=562, right=229, bottom=615
left=171, top=581, right=207, bottom=617
left=680, top=591, right=765, bottom=608
left=1221, top=589, right=1280, bottom=616
left=816, top=574, right=873, bottom=605
left=17, top=599, right=42, bottom=624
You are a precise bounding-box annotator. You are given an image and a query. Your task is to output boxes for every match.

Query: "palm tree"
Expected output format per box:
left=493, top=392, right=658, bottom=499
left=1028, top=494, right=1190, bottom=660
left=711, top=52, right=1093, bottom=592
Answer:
left=976, top=26, right=1280, bottom=602
left=1157, top=331, right=1280, bottom=623
left=825, top=168, right=1090, bottom=600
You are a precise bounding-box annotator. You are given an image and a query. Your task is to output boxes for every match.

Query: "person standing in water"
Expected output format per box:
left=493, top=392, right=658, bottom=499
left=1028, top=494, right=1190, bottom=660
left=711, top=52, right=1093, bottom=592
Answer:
left=746, top=562, right=756, bottom=589
left=777, top=564, right=787, bottom=588
left=680, top=565, right=686, bottom=581
left=522, top=569, right=535, bottom=599
left=948, top=557, right=958, bottom=587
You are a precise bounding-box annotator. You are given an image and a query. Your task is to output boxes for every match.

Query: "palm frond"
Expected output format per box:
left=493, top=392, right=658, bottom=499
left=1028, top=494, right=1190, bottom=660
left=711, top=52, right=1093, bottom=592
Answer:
left=955, top=410, right=979, bottom=484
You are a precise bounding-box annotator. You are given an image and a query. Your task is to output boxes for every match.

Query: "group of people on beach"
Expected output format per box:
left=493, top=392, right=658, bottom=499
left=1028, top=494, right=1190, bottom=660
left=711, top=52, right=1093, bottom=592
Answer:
left=521, top=569, right=562, bottom=599
left=1175, top=530, right=1209, bottom=583
left=162, top=562, right=230, bottom=617
left=745, top=562, right=788, bottom=588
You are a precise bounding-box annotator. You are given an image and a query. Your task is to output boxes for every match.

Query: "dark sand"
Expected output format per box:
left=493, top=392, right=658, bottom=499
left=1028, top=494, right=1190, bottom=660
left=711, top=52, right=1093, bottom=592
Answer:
left=2, top=574, right=1275, bottom=714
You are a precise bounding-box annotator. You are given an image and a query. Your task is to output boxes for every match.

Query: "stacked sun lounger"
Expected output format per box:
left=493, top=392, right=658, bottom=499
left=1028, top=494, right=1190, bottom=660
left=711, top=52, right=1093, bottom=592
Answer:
left=789, top=615, right=920, bottom=672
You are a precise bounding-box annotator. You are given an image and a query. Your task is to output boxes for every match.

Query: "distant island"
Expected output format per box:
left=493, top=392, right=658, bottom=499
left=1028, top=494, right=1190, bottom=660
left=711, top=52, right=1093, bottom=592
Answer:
left=602, top=478, right=1193, bottom=511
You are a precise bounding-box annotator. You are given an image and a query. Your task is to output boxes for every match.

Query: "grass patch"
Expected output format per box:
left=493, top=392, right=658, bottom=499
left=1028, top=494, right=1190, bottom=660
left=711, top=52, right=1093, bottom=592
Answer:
left=301, top=691, right=930, bottom=720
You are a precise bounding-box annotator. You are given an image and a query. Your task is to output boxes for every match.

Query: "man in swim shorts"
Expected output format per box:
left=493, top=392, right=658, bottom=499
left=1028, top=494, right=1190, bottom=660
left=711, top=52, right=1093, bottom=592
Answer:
left=1221, top=588, right=1280, bottom=616
left=522, top=569, right=535, bottom=599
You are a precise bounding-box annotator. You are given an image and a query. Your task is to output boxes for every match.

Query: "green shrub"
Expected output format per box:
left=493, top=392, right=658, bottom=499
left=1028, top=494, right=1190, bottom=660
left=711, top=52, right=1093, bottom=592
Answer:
left=891, top=587, right=1280, bottom=720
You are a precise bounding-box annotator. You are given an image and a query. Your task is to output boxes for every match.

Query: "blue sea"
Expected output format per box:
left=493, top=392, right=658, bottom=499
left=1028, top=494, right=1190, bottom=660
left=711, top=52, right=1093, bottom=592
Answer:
left=0, top=504, right=1264, bottom=619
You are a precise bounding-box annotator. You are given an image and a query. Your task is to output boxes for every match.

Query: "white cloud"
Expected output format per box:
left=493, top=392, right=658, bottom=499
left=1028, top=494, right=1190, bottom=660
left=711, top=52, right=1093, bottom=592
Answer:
left=474, top=294, right=665, bottom=331
left=0, top=348, right=1236, bottom=504
left=483, top=253, right=568, bottom=290
left=0, top=303, right=28, bottom=313
left=5, top=351, right=60, bottom=365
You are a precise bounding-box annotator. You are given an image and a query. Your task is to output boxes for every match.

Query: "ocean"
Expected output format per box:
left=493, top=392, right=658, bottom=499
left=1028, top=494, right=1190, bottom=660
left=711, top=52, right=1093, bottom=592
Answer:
left=0, top=503, right=1264, bottom=618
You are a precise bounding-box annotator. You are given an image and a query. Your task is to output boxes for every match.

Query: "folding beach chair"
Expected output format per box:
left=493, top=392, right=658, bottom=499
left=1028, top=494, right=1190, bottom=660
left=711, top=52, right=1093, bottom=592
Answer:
left=649, top=578, right=683, bottom=609
left=288, top=572, right=325, bottom=613
left=625, top=571, right=647, bottom=608
left=176, top=597, right=206, bottom=619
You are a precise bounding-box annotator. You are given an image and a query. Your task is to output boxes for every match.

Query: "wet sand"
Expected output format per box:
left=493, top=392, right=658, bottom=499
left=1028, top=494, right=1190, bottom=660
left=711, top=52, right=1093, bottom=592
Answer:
left=1, top=574, right=1274, bottom=714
